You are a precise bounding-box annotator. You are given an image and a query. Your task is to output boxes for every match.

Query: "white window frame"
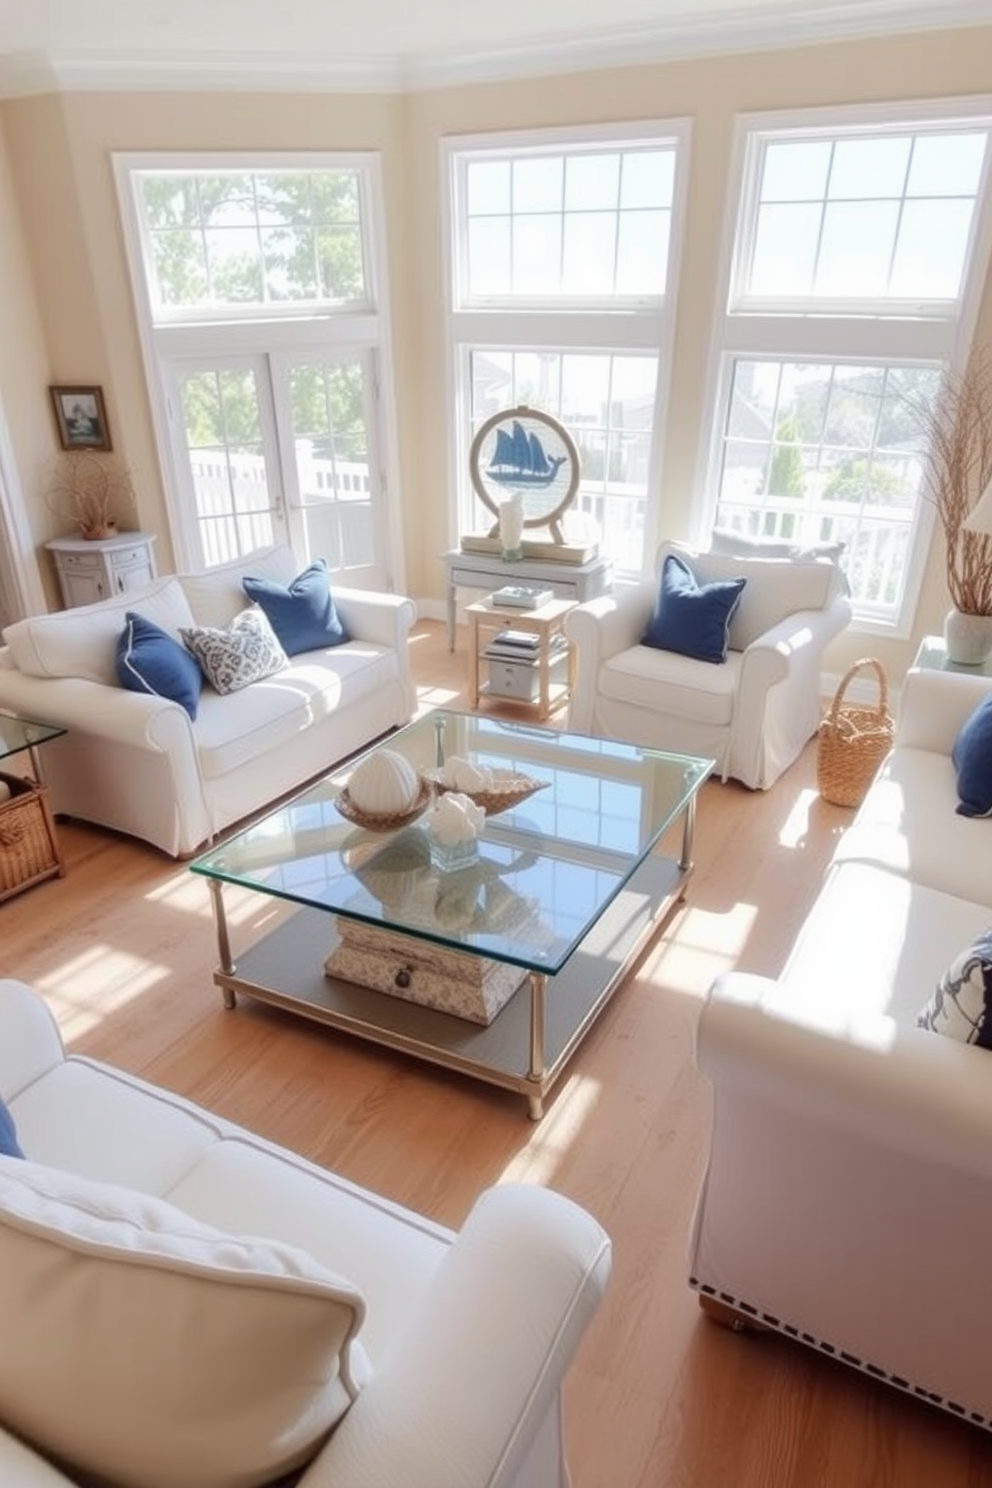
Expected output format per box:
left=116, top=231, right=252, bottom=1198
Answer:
left=443, top=120, right=691, bottom=580
left=698, top=97, right=992, bottom=636
left=114, top=151, right=403, bottom=583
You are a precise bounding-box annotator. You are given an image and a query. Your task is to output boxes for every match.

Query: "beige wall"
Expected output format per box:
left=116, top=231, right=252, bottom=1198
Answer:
left=1, top=20, right=991, bottom=681
left=0, top=105, right=63, bottom=609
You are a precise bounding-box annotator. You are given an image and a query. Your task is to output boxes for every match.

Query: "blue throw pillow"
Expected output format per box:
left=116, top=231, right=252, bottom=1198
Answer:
left=0, top=1094, right=24, bottom=1158
left=242, top=558, right=349, bottom=656
left=115, top=612, right=203, bottom=721
left=952, top=692, right=992, bottom=817
left=641, top=553, right=747, bottom=664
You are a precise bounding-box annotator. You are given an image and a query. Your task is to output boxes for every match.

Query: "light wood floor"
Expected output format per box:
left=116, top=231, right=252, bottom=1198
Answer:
left=5, top=619, right=992, bottom=1488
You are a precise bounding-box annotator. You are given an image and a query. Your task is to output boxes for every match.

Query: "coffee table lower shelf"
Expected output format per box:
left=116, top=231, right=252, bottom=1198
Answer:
left=210, top=853, right=686, bottom=1118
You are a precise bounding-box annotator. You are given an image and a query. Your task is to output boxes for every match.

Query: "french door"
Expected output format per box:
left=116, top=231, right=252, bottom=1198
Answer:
left=165, top=346, right=390, bottom=590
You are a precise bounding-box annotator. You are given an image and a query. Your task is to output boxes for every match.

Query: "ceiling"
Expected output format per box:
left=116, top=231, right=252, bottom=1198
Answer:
left=0, top=0, right=986, bottom=94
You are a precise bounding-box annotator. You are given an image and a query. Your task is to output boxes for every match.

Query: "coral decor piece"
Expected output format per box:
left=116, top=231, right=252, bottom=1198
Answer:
left=915, top=353, right=992, bottom=617
left=46, top=451, right=137, bottom=539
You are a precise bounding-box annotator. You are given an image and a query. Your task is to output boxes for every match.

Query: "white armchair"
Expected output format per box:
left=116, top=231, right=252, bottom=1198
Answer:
left=565, top=541, right=852, bottom=789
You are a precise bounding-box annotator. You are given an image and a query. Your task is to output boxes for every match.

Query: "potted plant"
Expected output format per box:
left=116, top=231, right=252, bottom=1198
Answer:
left=915, top=352, right=992, bottom=664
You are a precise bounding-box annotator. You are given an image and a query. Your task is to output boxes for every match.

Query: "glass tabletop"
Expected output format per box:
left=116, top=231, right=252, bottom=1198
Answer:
left=0, top=713, right=67, bottom=763
left=191, top=711, right=713, bottom=977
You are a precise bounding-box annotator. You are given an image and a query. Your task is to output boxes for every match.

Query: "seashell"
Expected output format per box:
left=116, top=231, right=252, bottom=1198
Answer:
left=427, top=790, right=486, bottom=846
left=347, top=749, right=420, bottom=816
left=441, top=755, right=493, bottom=792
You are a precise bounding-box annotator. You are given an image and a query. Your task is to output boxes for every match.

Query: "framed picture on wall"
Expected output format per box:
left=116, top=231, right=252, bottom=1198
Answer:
left=49, top=385, right=112, bottom=451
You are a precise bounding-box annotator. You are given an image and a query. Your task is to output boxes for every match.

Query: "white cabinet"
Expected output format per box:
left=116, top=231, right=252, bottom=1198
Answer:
left=45, top=532, right=158, bottom=609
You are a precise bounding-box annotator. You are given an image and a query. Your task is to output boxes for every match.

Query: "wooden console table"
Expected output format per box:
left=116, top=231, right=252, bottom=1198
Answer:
left=443, top=548, right=611, bottom=652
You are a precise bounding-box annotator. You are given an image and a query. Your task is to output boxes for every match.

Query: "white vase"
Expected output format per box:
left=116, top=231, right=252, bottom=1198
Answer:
left=499, top=495, right=524, bottom=562
left=943, top=608, right=992, bottom=665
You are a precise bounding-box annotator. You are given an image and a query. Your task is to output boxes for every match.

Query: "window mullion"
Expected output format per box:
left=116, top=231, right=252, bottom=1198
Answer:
left=720, top=313, right=955, bottom=363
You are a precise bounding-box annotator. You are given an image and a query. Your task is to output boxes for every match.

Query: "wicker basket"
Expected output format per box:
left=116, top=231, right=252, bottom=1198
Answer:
left=0, top=772, right=64, bottom=902
left=817, top=658, right=894, bottom=809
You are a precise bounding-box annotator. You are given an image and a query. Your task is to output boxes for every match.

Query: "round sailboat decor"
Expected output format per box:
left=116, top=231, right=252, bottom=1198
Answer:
left=469, top=405, right=580, bottom=543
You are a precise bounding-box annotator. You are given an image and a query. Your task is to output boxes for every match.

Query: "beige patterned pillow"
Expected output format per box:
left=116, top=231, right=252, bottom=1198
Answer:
left=181, top=606, right=288, bottom=694
left=0, top=1155, right=368, bottom=1488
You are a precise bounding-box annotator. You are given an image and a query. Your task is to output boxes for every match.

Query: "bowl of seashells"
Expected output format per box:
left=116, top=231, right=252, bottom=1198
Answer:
left=422, top=754, right=549, bottom=817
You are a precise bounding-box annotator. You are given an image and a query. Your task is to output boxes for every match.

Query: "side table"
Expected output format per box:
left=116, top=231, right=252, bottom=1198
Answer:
left=443, top=549, right=611, bottom=652
left=466, top=596, right=577, bottom=722
left=0, top=714, right=67, bottom=902
left=46, top=531, right=158, bottom=609
left=913, top=635, right=992, bottom=676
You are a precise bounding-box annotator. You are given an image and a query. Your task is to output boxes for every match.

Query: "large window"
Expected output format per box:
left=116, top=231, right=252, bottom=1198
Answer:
left=446, top=124, right=689, bottom=579
left=706, top=104, right=992, bottom=630
left=116, top=155, right=400, bottom=588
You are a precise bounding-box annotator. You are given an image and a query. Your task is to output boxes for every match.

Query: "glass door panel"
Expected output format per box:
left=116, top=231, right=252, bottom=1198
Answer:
left=278, top=350, right=386, bottom=590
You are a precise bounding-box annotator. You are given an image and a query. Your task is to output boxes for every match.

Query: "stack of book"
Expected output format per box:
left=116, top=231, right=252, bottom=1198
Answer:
left=484, top=629, right=542, bottom=662
left=490, top=585, right=554, bottom=610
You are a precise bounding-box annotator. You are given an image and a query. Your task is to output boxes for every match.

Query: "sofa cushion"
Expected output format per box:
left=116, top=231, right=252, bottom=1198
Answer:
left=192, top=641, right=395, bottom=779
left=2, top=577, right=195, bottom=686
left=709, top=528, right=848, bottom=567
left=181, top=607, right=288, bottom=695
left=917, top=926, right=992, bottom=1047
left=179, top=545, right=299, bottom=629
left=0, top=1096, right=23, bottom=1159
left=242, top=556, right=349, bottom=655
left=115, top=612, right=203, bottom=719
left=642, top=553, right=746, bottom=663
left=0, top=1154, right=368, bottom=1488
left=599, top=644, right=740, bottom=726
left=833, top=747, right=992, bottom=908
left=662, top=543, right=839, bottom=651
left=951, top=692, right=992, bottom=818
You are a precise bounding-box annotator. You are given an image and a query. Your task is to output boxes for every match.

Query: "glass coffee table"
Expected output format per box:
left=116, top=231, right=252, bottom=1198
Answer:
left=191, top=712, right=713, bottom=1118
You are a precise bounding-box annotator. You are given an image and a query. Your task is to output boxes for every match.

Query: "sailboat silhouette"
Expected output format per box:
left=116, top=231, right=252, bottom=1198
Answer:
left=487, top=420, right=566, bottom=488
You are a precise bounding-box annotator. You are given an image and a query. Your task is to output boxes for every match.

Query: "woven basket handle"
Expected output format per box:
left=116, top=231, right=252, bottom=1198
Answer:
left=827, top=657, right=889, bottom=726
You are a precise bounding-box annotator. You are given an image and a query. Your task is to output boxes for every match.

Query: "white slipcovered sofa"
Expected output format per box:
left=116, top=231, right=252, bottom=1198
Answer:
left=691, top=661, right=992, bottom=1430
left=0, top=546, right=417, bottom=858
left=564, top=541, right=852, bottom=789
left=0, top=976, right=611, bottom=1488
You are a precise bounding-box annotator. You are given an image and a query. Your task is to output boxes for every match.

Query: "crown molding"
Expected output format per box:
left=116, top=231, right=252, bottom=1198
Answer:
left=409, top=0, right=992, bottom=90
left=0, top=0, right=988, bottom=100
left=0, top=50, right=404, bottom=98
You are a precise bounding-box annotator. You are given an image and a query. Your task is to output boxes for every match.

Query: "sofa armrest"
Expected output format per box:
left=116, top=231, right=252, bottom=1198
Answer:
left=728, top=593, right=853, bottom=789
left=565, top=582, right=655, bottom=733
left=332, top=590, right=417, bottom=651
left=0, top=668, right=192, bottom=748
left=0, top=980, right=67, bottom=1103
left=698, top=971, right=992, bottom=1181
left=299, top=1183, right=611, bottom=1488
left=897, top=665, right=992, bottom=754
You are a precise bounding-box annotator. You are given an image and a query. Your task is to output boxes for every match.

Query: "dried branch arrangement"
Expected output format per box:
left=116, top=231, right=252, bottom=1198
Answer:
left=914, top=352, right=992, bottom=616
left=46, top=451, right=137, bottom=540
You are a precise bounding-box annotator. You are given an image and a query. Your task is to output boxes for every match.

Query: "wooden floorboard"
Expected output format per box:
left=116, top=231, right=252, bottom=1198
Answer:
left=4, top=617, right=991, bottom=1488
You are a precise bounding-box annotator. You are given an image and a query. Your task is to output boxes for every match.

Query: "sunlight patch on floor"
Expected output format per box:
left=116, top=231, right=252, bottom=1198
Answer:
left=35, top=950, right=168, bottom=1040
left=499, top=1070, right=603, bottom=1186
left=777, top=787, right=820, bottom=848
left=416, top=683, right=462, bottom=711
left=648, top=901, right=759, bottom=998
left=145, top=871, right=213, bottom=914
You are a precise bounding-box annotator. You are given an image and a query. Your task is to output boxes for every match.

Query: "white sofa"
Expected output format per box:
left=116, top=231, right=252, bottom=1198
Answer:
left=564, top=541, right=852, bottom=789
left=0, top=976, right=611, bottom=1488
left=691, top=661, right=992, bottom=1430
left=0, top=546, right=417, bottom=858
